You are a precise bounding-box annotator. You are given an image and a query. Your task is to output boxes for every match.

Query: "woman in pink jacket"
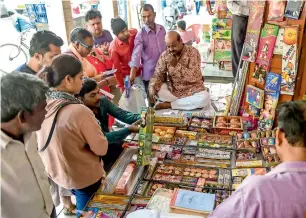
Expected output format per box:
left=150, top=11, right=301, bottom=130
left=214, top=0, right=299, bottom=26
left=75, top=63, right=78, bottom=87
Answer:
left=36, top=54, right=108, bottom=216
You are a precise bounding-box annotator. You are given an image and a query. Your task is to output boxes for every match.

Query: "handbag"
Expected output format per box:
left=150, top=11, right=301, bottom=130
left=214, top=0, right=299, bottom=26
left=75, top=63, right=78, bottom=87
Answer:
left=39, top=102, right=80, bottom=152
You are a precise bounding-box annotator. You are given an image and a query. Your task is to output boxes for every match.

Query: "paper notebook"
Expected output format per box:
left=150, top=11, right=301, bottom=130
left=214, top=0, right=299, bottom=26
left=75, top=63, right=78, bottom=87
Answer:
left=170, top=189, right=215, bottom=213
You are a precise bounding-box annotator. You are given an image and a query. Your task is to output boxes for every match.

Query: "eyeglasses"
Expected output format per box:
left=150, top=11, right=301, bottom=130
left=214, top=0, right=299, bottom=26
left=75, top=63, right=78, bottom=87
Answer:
left=78, top=41, right=93, bottom=50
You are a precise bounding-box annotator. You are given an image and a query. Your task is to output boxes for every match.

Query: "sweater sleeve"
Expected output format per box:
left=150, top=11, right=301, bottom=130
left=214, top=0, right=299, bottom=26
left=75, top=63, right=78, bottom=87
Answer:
left=103, top=128, right=131, bottom=144
left=79, top=106, right=108, bottom=156
left=101, top=97, right=141, bottom=124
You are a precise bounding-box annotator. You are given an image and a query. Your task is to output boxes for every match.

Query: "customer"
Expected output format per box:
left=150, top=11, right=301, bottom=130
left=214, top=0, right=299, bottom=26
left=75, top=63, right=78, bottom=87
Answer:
left=85, top=10, right=122, bottom=105
left=1, top=72, right=55, bottom=218
left=15, top=30, right=75, bottom=215
left=149, top=31, right=210, bottom=110
left=177, top=20, right=198, bottom=45
left=79, top=78, right=140, bottom=171
left=67, top=27, right=117, bottom=88
left=109, top=18, right=141, bottom=93
left=129, top=4, right=166, bottom=93
left=209, top=100, right=306, bottom=218
left=16, top=30, right=63, bottom=74
left=227, top=0, right=249, bottom=77
left=85, top=9, right=113, bottom=47
left=36, top=54, right=108, bottom=216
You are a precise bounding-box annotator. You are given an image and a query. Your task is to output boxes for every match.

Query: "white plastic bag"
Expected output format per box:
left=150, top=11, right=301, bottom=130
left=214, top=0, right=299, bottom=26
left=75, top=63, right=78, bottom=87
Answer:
left=119, top=85, right=146, bottom=114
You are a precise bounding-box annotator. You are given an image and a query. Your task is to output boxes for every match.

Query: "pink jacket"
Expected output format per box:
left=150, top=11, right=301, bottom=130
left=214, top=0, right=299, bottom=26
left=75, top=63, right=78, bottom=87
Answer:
left=36, top=98, right=108, bottom=189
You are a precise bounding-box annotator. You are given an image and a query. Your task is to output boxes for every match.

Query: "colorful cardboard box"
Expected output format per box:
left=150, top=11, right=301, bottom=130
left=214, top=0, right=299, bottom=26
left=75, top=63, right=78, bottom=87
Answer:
left=281, top=26, right=299, bottom=95
left=137, top=107, right=154, bottom=166
left=241, top=0, right=266, bottom=62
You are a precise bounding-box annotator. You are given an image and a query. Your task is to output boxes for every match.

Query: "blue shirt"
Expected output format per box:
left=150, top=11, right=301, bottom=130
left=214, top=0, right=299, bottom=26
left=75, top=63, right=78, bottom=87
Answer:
left=16, top=64, right=37, bottom=75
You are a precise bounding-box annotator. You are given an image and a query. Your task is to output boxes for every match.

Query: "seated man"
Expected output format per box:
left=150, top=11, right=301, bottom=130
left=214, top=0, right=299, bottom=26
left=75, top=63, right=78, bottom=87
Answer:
left=79, top=78, right=140, bottom=172
left=209, top=101, right=306, bottom=218
left=149, top=31, right=210, bottom=110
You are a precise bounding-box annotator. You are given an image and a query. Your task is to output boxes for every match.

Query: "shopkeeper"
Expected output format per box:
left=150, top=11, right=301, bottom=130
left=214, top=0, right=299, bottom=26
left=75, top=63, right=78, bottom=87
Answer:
left=79, top=78, right=140, bottom=172
left=149, top=31, right=211, bottom=110
left=209, top=101, right=306, bottom=218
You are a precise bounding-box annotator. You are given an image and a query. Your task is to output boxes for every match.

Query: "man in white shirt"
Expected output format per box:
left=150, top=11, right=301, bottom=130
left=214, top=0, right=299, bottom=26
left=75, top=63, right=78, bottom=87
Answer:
left=1, top=72, right=55, bottom=218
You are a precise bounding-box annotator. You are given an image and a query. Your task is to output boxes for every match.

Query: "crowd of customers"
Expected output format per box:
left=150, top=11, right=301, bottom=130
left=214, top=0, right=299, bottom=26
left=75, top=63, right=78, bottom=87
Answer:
left=1, top=3, right=306, bottom=218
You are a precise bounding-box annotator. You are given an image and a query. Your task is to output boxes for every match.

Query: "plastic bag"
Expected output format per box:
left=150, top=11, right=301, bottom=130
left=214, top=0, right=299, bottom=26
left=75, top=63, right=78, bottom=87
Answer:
left=14, top=17, right=33, bottom=32
left=119, top=85, right=146, bottom=114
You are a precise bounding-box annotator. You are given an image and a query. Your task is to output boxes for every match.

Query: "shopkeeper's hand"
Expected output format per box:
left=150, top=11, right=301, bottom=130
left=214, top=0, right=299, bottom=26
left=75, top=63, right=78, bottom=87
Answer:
left=148, top=88, right=157, bottom=106
left=106, top=76, right=117, bottom=86
left=130, top=67, right=137, bottom=85
left=128, top=120, right=141, bottom=133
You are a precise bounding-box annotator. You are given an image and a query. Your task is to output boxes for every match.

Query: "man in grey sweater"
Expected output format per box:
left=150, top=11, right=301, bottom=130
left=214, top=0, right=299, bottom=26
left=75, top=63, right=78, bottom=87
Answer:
left=227, top=0, right=249, bottom=78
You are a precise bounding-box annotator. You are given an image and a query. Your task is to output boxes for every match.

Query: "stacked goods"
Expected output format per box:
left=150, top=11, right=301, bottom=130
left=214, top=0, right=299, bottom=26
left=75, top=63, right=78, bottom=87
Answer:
left=188, top=117, right=213, bottom=133
left=213, top=116, right=243, bottom=135
left=152, top=126, right=176, bottom=144
left=259, top=130, right=280, bottom=166
left=154, top=114, right=188, bottom=126
left=197, top=134, right=233, bottom=148
left=211, top=2, right=233, bottom=71
left=115, top=163, right=136, bottom=195
left=235, top=131, right=260, bottom=152
left=137, top=107, right=154, bottom=166
left=231, top=168, right=267, bottom=190
left=175, top=130, right=198, bottom=140
left=235, top=150, right=263, bottom=168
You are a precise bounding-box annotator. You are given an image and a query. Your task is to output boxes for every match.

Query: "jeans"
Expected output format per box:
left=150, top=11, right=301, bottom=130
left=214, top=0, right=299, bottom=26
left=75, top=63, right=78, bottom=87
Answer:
left=71, top=178, right=102, bottom=217
left=50, top=207, right=56, bottom=218
left=101, top=141, right=124, bottom=172
left=143, top=80, right=149, bottom=95
left=195, top=1, right=201, bottom=15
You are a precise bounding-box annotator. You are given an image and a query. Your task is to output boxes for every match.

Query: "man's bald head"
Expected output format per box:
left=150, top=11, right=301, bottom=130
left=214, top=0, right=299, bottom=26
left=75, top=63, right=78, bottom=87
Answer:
left=165, top=31, right=181, bottom=43
left=165, top=31, right=183, bottom=56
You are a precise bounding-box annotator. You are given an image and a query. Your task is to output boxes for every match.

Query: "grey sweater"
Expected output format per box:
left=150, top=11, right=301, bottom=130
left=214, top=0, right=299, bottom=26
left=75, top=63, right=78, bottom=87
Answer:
left=227, top=0, right=249, bottom=16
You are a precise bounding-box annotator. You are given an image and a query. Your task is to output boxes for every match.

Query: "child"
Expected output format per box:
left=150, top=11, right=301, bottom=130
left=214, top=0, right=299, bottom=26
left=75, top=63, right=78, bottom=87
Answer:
left=177, top=20, right=197, bottom=45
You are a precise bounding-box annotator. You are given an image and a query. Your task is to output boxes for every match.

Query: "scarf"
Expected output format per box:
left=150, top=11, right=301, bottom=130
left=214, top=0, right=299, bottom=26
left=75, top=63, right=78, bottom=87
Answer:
left=47, top=90, right=102, bottom=126
left=46, top=90, right=83, bottom=104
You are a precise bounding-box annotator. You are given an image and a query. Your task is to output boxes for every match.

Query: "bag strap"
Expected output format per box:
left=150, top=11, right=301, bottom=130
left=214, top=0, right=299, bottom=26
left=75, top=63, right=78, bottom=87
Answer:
left=39, top=102, right=80, bottom=152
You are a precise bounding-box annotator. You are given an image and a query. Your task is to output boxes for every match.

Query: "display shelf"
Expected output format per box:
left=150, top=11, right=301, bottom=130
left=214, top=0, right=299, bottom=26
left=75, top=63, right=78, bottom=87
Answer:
left=101, top=148, right=140, bottom=194
left=244, top=2, right=306, bottom=104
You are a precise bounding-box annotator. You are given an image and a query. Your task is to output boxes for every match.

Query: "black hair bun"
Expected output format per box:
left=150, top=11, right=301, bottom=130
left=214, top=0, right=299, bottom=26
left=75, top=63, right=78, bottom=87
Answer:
left=44, top=66, right=55, bottom=87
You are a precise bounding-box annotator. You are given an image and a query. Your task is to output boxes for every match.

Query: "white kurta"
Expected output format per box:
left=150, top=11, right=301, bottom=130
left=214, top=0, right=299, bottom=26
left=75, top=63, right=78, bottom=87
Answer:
left=157, top=83, right=211, bottom=110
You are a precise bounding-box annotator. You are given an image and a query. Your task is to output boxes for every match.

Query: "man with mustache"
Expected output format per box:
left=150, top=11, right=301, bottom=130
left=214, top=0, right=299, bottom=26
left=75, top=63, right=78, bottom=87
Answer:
left=129, top=4, right=166, bottom=94
left=149, top=31, right=211, bottom=110
left=109, top=18, right=141, bottom=93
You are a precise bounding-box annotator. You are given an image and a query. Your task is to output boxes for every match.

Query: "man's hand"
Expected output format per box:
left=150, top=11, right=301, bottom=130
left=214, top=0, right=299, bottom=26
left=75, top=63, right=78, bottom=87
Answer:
left=148, top=88, right=157, bottom=105
left=105, top=76, right=117, bottom=86
left=169, top=55, right=178, bottom=67
left=98, top=76, right=117, bottom=88
left=128, top=120, right=141, bottom=133
left=130, top=67, right=137, bottom=85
